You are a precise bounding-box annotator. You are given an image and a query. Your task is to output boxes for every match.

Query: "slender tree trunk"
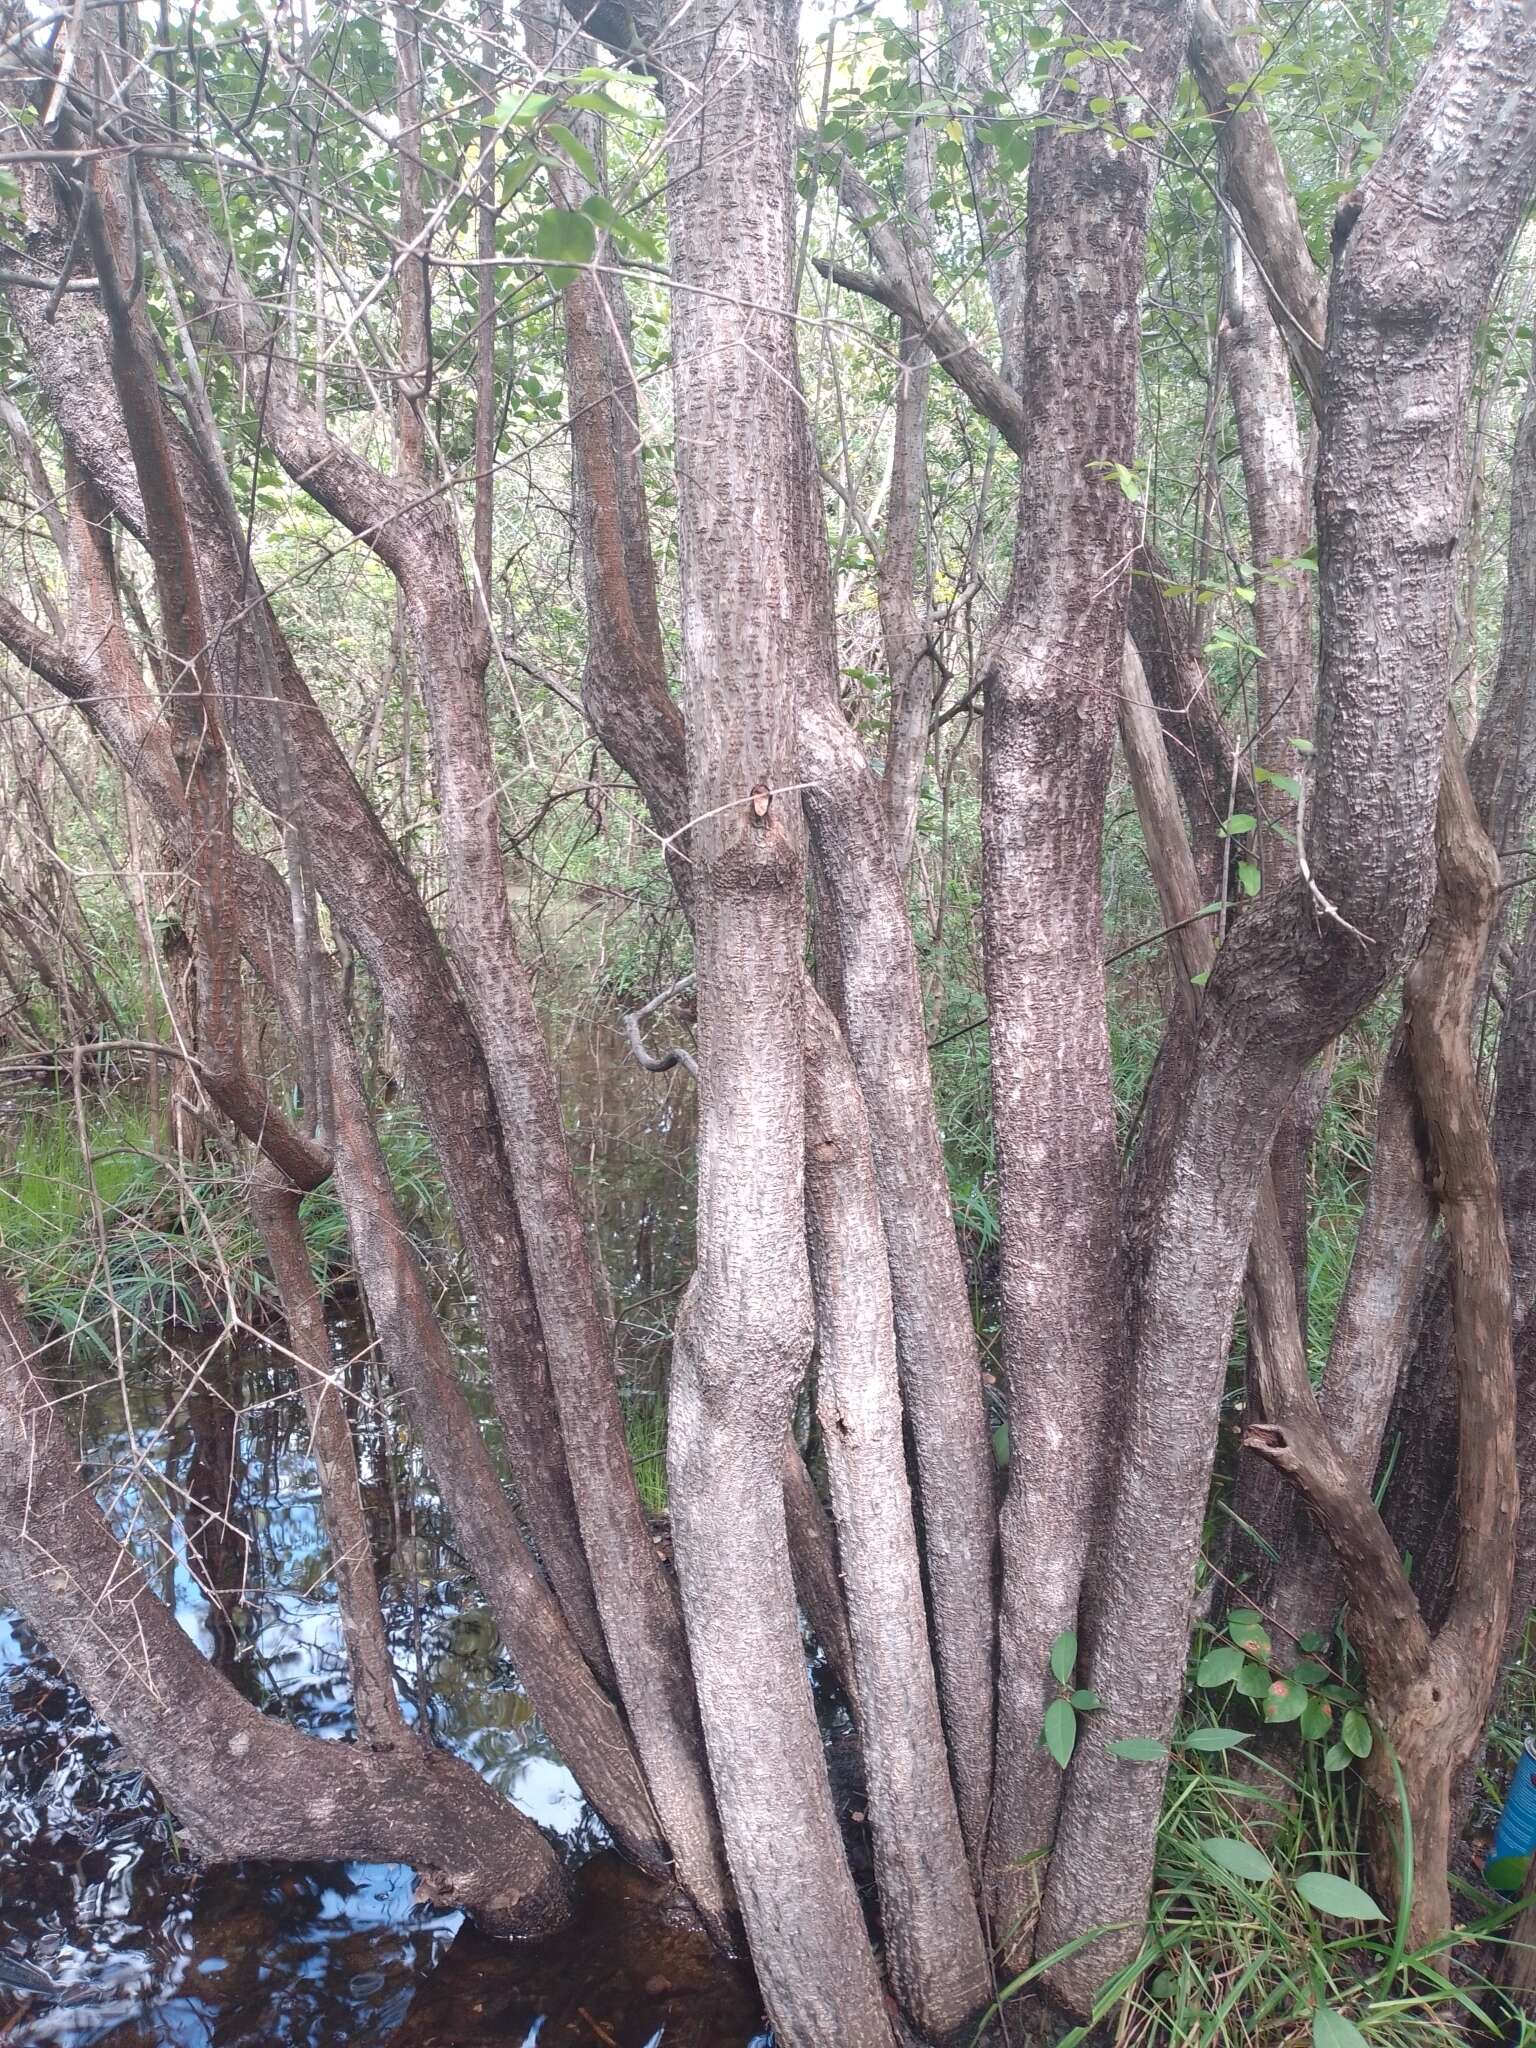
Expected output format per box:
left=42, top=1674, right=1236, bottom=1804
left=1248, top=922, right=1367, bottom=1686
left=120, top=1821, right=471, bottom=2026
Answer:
left=978, top=0, right=1192, bottom=1956
left=658, top=0, right=899, bottom=2035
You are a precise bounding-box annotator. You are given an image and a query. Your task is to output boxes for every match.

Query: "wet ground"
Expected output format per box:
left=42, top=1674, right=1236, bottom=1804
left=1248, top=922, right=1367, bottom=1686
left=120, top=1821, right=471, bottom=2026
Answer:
left=0, top=1040, right=777, bottom=2044
left=0, top=1352, right=771, bottom=2048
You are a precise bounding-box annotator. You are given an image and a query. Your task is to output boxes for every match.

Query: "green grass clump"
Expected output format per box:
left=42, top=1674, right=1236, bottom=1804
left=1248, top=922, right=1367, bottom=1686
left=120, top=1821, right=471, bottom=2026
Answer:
left=1, top=1092, right=449, bottom=1359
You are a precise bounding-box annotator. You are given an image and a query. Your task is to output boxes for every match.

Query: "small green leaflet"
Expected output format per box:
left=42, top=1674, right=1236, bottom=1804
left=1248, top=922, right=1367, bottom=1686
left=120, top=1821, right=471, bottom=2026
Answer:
left=1227, top=1610, right=1272, bottom=1658
left=1109, top=1737, right=1166, bottom=1762
left=1323, top=1740, right=1351, bottom=1773
left=1236, top=1659, right=1272, bottom=1700
left=1220, top=812, right=1257, bottom=837
left=534, top=208, right=597, bottom=271
left=1044, top=1698, right=1077, bottom=1768
left=1263, top=1679, right=1308, bottom=1725
left=1237, top=859, right=1261, bottom=897
left=1294, top=1871, right=1386, bottom=1921
left=1342, top=1709, right=1373, bottom=1758
left=1197, top=1644, right=1244, bottom=1688
left=1050, top=1630, right=1078, bottom=1685
left=1182, top=1726, right=1249, bottom=1752
left=1070, top=1689, right=1101, bottom=1710
left=1199, top=1836, right=1274, bottom=1882
left=1313, top=2006, right=1369, bottom=2048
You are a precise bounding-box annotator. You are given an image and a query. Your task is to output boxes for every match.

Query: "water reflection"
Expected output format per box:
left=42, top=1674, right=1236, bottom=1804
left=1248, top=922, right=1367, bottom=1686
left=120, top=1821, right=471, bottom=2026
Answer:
left=1, top=1022, right=773, bottom=2043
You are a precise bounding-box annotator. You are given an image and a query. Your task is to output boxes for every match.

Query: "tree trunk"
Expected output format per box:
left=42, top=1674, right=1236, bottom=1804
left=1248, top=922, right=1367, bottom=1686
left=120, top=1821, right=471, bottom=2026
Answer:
left=978, top=0, right=1192, bottom=1956
left=658, top=0, right=899, bottom=2035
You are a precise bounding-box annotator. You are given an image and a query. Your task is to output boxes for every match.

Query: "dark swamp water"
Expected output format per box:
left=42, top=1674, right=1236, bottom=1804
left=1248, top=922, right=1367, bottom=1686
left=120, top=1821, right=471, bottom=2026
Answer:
left=0, top=1019, right=790, bottom=2047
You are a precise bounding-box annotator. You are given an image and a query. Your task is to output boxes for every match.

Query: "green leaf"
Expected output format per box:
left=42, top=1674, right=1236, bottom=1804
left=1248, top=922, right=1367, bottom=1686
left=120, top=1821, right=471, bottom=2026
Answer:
left=1322, top=1741, right=1352, bottom=1772
left=1236, top=1659, right=1272, bottom=1700
left=1197, top=1644, right=1244, bottom=1688
left=1199, top=1835, right=1275, bottom=1882
left=1109, top=1737, right=1167, bottom=1762
left=1050, top=1630, right=1078, bottom=1685
left=498, top=89, right=556, bottom=124
left=1291, top=1659, right=1330, bottom=1686
left=1189, top=969, right=1211, bottom=989
left=534, top=207, right=597, bottom=269
left=1313, top=2008, right=1369, bottom=2048
left=1183, top=1726, right=1250, bottom=1752
left=1342, top=1709, right=1373, bottom=1758
left=1263, top=1679, right=1308, bottom=1725
left=1295, top=1870, right=1387, bottom=1921
left=1220, top=812, right=1257, bottom=837
left=992, top=1422, right=1010, bottom=1468
left=1227, top=1611, right=1272, bottom=1658
left=547, top=122, right=599, bottom=186
left=1299, top=1695, right=1334, bottom=1741
left=1070, top=1689, right=1101, bottom=1710
left=1044, top=1697, right=1077, bottom=1768
left=1237, top=858, right=1261, bottom=897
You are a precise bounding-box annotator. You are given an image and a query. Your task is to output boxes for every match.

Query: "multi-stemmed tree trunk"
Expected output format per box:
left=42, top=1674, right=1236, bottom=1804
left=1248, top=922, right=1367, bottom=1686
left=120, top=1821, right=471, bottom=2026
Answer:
left=2, top=0, right=1536, bottom=2042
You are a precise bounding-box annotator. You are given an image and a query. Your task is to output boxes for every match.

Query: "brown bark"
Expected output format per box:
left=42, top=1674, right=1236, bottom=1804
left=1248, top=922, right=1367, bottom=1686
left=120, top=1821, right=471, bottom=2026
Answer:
left=1, top=167, right=609, bottom=1684
left=0, top=1274, right=572, bottom=1939
left=140, top=118, right=729, bottom=1929
left=549, top=23, right=998, bottom=1894
left=0, top=480, right=671, bottom=1885
left=782, top=1435, right=859, bottom=1710
left=977, top=0, right=1192, bottom=1959
left=1246, top=736, right=1516, bottom=1942
left=1040, top=4, right=1536, bottom=2006
left=1188, top=0, right=1327, bottom=410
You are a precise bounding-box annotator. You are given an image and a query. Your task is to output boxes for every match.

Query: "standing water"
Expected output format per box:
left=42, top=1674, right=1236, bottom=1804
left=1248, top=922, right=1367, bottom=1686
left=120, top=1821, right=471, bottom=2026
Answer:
left=0, top=1017, right=777, bottom=2045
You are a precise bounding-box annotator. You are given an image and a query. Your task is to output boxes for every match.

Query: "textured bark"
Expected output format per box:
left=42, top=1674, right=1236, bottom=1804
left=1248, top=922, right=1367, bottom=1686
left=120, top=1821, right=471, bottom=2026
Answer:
left=874, top=101, right=939, bottom=874
left=803, top=993, right=990, bottom=2040
left=1126, top=542, right=1252, bottom=888
left=0, top=1276, right=572, bottom=1939
left=1247, top=737, right=1516, bottom=1942
left=816, top=148, right=1027, bottom=459
left=77, top=166, right=330, bottom=1195
left=782, top=1436, right=859, bottom=1709
left=1189, top=0, right=1327, bottom=409
left=1470, top=366, right=1536, bottom=872
left=1, top=173, right=608, bottom=1683
left=799, top=700, right=998, bottom=1867
left=1221, top=167, right=1320, bottom=1591
left=977, top=0, right=1191, bottom=1958
left=35, top=96, right=727, bottom=1911
left=936, top=0, right=1026, bottom=378
left=1041, top=6, right=1536, bottom=2007
left=0, top=539, right=673, bottom=1870
left=658, top=0, right=898, bottom=2036
left=553, top=5, right=996, bottom=1891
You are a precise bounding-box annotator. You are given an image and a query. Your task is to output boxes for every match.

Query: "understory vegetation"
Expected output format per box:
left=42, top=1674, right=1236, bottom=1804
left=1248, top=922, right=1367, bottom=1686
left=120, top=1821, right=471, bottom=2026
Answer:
left=1, top=0, right=1535, bottom=2041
